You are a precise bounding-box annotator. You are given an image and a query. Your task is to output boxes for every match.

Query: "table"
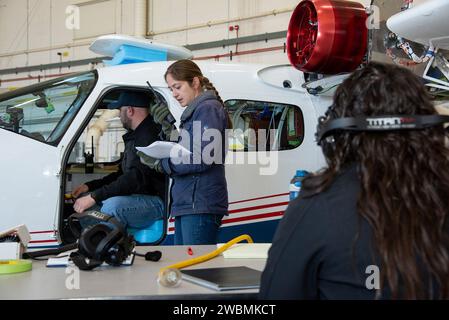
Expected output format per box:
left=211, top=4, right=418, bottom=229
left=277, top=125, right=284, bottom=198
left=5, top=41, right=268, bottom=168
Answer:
left=0, top=245, right=267, bottom=300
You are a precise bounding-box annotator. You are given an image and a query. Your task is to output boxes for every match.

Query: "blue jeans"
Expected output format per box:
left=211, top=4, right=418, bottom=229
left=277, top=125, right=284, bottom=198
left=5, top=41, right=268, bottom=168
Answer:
left=80, top=194, right=164, bottom=229
left=174, top=214, right=223, bottom=245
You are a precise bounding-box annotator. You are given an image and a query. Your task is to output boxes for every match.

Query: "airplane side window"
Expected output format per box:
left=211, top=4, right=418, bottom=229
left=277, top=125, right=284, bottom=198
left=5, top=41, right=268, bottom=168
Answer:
left=0, top=72, right=97, bottom=145
left=225, top=99, right=304, bottom=151
left=67, top=88, right=165, bottom=165
left=69, top=107, right=126, bottom=165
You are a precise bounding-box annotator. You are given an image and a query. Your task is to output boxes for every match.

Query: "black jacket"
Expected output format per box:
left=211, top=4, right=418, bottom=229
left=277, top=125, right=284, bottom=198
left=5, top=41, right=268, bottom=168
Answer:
left=87, top=115, right=166, bottom=203
left=259, top=164, right=447, bottom=300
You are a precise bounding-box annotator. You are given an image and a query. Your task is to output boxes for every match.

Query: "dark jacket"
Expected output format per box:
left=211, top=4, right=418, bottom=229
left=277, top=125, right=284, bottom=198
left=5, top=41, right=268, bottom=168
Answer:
left=259, top=164, right=448, bottom=300
left=161, top=91, right=228, bottom=217
left=87, top=115, right=166, bottom=203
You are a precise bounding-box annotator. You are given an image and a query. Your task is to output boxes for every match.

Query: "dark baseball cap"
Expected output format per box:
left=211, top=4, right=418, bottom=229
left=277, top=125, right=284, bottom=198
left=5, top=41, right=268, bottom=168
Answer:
left=107, top=91, right=152, bottom=109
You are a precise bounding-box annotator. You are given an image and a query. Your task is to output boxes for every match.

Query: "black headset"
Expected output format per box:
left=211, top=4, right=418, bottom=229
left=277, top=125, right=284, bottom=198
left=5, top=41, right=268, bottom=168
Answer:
left=316, top=104, right=449, bottom=156
left=68, top=211, right=136, bottom=270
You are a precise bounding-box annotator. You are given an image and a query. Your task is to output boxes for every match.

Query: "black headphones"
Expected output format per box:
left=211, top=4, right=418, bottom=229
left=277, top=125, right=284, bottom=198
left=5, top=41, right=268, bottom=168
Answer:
left=316, top=104, right=449, bottom=156
left=68, top=211, right=136, bottom=270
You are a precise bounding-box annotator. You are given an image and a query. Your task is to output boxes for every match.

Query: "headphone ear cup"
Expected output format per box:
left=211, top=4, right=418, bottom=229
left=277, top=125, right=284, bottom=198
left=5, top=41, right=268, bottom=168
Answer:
left=104, top=234, right=135, bottom=266
left=104, top=242, right=125, bottom=266
left=320, top=137, right=336, bottom=159
left=317, top=104, right=339, bottom=157
left=78, top=224, right=111, bottom=258
left=316, top=116, right=325, bottom=145
left=95, top=228, right=123, bottom=261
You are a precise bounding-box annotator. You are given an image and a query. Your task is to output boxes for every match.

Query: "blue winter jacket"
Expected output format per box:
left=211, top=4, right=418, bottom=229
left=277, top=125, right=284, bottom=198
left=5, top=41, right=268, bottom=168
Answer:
left=161, top=91, right=229, bottom=217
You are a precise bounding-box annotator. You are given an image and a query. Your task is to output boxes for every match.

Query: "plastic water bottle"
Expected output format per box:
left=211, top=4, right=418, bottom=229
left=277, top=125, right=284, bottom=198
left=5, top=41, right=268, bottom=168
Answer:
left=289, top=170, right=309, bottom=201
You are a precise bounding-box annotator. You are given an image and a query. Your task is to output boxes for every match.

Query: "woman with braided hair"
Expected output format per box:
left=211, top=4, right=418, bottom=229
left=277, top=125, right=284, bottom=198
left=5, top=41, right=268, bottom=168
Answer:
left=138, top=59, right=230, bottom=245
left=260, top=62, right=449, bottom=299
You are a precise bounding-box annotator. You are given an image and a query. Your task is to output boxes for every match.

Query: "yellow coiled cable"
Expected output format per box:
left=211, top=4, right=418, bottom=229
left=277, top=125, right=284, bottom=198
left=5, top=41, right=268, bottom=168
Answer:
left=157, top=234, right=254, bottom=287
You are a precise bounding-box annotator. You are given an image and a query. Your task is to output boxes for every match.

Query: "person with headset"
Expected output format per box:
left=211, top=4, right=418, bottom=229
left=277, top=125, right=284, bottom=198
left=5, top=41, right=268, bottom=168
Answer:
left=259, top=62, right=449, bottom=299
left=72, top=91, right=166, bottom=230
left=137, top=60, right=232, bottom=245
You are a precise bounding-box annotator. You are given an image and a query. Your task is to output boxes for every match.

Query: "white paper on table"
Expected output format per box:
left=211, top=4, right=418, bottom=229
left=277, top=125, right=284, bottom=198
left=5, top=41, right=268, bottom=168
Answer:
left=217, top=243, right=271, bottom=259
left=136, top=141, right=191, bottom=160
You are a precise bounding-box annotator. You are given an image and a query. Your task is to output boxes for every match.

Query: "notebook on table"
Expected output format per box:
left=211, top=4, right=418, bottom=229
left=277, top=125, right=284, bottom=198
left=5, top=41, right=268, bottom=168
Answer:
left=180, top=266, right=262, bottom=291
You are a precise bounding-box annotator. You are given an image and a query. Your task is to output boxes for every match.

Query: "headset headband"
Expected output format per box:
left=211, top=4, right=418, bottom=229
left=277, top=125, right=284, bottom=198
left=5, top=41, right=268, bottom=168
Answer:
left=317, top=114, right=449, bottom=143
left=68, top=211, right=125, bottom=238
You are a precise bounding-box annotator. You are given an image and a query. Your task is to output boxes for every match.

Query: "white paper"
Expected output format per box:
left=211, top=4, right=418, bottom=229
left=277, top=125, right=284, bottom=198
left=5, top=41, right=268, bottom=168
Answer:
left=47, top=255, right=73, bottom=267
left=217, top=243, right=271, bottom=259
left=136, top=141, right=191, bottom=160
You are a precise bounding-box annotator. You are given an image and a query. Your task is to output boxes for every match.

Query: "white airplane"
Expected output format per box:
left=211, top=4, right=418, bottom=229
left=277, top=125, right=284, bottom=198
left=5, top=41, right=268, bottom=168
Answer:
left=0, top=0, right=448, bottom=248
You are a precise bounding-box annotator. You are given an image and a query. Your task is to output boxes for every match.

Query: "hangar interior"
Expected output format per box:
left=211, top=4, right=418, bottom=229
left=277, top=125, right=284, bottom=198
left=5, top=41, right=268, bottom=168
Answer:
left=1, top=0, right=449, bottom=302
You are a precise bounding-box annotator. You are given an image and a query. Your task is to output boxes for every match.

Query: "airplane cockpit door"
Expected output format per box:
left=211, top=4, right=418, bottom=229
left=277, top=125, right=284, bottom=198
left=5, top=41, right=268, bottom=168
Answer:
left=60, top=85, right=172, bottom=246
left=0, top=72, right=97, bottom=247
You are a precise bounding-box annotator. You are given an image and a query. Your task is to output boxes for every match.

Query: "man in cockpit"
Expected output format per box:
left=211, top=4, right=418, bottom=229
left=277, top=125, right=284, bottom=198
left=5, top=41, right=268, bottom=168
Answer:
left=72, top=91, right=166, bottom=229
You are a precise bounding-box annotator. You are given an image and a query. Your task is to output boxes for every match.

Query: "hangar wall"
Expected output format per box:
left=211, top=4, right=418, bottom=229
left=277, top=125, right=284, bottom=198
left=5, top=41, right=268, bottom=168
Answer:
left=0, top=0, right=372, bottom=89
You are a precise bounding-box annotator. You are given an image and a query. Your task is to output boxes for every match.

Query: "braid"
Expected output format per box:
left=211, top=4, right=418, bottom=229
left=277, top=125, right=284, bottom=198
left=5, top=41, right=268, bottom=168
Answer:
left=201, top=76, right=233, bottom=129
left=201, top=77, right=224, bottom=105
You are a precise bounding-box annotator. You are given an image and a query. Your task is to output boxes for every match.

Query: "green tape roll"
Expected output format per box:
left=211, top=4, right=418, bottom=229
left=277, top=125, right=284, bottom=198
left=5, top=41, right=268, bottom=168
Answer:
left=0, top=260, right=32, bottom=274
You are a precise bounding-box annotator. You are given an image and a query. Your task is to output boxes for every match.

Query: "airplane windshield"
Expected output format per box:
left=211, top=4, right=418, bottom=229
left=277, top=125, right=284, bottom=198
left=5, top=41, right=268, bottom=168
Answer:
left=0, top=71, right=97, bottom=145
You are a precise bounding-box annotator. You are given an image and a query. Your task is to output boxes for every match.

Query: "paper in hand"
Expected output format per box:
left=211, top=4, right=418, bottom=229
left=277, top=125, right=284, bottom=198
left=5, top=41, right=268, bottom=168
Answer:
left=136, top=141, right=191, bottom=160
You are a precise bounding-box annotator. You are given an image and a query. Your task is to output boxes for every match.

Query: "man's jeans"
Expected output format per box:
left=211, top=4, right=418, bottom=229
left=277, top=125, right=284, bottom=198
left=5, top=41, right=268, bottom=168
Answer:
left=174, top=214, right=223, bottom=245
left=80, top=194, right=164, bottom=229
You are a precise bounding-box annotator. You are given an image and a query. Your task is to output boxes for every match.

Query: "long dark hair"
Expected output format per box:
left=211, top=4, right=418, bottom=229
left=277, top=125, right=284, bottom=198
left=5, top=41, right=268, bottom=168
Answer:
left=304, top=62, right=449, bottom=299
left=165, top=59, right=232, bottom=128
